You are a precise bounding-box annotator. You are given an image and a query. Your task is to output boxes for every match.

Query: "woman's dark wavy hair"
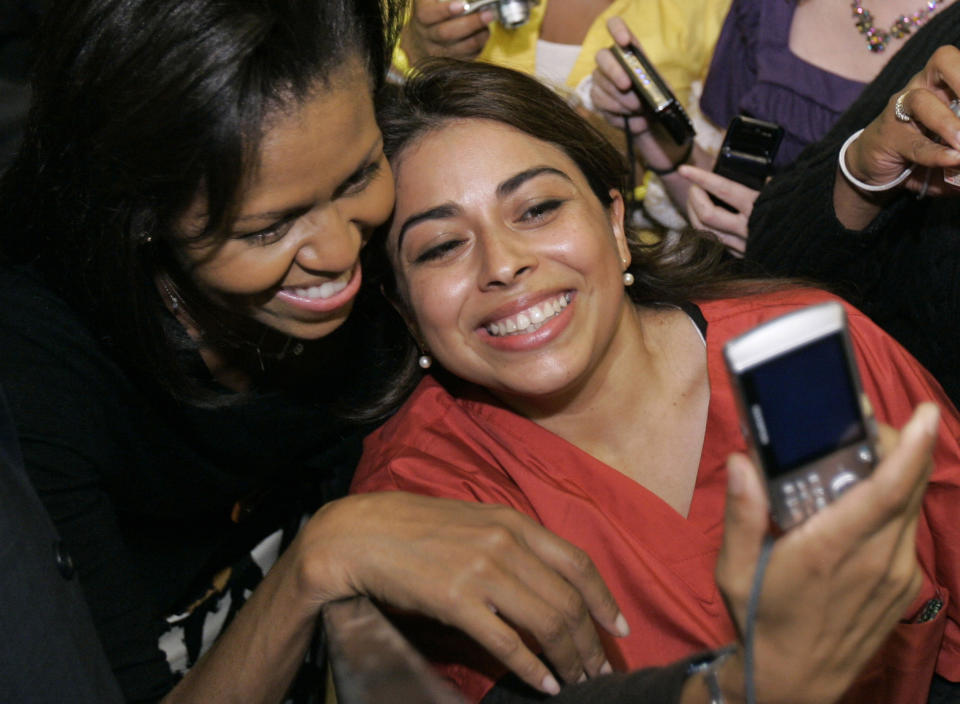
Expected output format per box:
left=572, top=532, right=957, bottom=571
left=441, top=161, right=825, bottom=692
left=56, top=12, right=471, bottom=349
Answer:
left=365, top=58, right=781, bottom=417
left=0, top=0, right=405, bottom=403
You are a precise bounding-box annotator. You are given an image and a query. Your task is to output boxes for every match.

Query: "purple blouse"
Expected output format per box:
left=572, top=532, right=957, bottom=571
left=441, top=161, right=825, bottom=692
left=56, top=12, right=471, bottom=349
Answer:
left=700, top=0, right=866, bottom=169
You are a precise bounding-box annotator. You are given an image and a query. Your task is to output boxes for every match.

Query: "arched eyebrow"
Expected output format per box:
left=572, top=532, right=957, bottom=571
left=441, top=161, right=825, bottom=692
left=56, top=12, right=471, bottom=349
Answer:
left=496, top=166, right=570, bottom=199
left=396, top=203, right=460, bottom=253
left=395, top=166, right=571, bottom=252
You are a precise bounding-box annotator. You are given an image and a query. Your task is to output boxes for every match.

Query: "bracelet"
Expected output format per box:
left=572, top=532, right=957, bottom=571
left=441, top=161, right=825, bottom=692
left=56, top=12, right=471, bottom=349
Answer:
left=687, top=646, right=736, bottom=704
left=647, top=138, right=694, bottom=176
left=838, top=128, right=913, bottom=192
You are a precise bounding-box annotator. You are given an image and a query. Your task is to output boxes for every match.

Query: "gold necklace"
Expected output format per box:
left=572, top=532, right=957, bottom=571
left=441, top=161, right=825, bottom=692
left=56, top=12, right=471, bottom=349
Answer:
left=852, top=1, right=943, bottom=52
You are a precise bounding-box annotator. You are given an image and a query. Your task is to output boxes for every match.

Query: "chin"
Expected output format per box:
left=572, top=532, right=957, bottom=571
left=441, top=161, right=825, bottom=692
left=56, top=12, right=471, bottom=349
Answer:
left=259, top=308, right=353, bottom=341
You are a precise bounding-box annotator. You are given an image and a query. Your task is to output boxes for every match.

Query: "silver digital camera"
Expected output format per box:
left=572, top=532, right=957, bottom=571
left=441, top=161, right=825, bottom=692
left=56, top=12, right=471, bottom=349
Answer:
left=460, top=0, right=531, bottom=29
left=724, top=302, right=880, bottom=532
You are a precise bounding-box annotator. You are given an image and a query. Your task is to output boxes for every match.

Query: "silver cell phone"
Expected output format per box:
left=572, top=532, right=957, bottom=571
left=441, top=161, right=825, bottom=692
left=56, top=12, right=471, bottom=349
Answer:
left=724, top=302, right=880, bottom=532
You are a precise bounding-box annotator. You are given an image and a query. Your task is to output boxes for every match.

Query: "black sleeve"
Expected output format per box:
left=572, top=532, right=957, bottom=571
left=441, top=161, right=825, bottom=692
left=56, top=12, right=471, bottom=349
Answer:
left=0, top=387, right=124, bottom=704
left=745, top=3, right=960, bottom=290
left=481, top=657, right=697, bottom=704
left=0, top=273, right=181, bottom=702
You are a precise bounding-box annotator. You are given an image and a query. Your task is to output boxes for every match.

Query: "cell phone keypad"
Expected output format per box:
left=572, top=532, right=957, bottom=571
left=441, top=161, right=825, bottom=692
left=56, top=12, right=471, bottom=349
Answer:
left=776, top=443, right=875, bottom=525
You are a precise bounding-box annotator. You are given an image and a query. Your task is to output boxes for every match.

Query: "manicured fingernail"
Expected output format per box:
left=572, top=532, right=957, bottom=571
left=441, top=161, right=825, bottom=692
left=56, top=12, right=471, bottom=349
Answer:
left=600, top=660, right=613, bottom=675
left=542, top=674, right=561, bottom=695
left=480, top=9, right=496, bottom=23
left=448, top=0, right=465, bottom=12
left=727, top=459, right=745, bottom=496
left=577, top=672, right=587, bottom=683
left=615, top=612, right=630, bottom=637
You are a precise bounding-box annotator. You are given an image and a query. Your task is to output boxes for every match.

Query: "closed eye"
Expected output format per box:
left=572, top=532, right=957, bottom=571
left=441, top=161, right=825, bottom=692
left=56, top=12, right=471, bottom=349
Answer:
left=334, top=160, right=382, bottom=199
left=519, top=199, right=564, bottom=223
left=414, top=238, right=466, bottom=264
left=236, top=214, right=301, bottom=246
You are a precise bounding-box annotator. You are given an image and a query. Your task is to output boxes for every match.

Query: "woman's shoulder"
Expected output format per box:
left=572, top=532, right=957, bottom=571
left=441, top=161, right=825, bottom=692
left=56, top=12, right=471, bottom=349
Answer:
left=362, top=376, right=461, bottom=450
left=697, top=287, right=856, bottom=330
left=0, top=263, right=113, bottom=379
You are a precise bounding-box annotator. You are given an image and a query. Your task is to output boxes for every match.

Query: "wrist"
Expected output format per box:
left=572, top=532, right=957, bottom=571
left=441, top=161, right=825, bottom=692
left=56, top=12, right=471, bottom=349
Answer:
left=838, top=128, right=913, bottom=193
left=289, top=497, right=365, bottom=606
left=631, top=122, right=692, bottom=176
left=714, top=646, right=747, bottom=704
left=682, top=646, right=744, bottom=704
left=645, top=138, right=694, bottom=177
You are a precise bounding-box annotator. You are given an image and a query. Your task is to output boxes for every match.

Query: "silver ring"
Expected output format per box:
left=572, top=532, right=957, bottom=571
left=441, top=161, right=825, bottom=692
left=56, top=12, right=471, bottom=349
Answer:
left=894, top=91, right=912, bottom=123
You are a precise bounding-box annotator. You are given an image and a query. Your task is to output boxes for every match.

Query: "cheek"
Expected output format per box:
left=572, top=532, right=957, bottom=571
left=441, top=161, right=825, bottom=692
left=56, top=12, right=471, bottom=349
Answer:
left=407, top=273, right=473, bottom=347
left=190, top=245, right=295, bottom=296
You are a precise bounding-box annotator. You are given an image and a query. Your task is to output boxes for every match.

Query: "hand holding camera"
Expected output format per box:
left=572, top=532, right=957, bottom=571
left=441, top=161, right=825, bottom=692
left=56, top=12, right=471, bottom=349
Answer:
left=715, top=402, right=937, bottom=704
left=399, top=0, right=498, bottom=66
left=590, top=17, right=694, bottom=150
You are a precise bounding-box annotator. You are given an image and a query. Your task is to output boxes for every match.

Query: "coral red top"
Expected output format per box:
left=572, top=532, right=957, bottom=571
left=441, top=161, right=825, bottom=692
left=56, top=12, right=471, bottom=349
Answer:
left=353, top=290, right=960, bottom=703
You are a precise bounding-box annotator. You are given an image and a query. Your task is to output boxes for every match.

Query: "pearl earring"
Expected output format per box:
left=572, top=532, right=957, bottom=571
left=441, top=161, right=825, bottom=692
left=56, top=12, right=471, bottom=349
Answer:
left=418, top=353, right=433, bottom=369
left=622, top=271, right=635, bottom=287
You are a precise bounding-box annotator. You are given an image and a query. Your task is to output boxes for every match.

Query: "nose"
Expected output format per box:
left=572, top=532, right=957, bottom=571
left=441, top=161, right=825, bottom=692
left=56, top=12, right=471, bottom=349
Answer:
left=477, top=227, right=537, bottom=289
left=294, top=205, right=362, bottom=274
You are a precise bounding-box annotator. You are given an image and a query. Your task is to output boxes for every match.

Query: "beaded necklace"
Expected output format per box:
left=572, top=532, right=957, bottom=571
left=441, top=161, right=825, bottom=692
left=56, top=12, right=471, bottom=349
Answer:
left=852, top=1, right=943, bottom=52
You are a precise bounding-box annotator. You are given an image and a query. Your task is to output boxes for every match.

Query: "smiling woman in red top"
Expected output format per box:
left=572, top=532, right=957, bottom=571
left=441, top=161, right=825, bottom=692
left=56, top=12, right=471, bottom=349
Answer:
left=354, top=59, right=960, bottom=704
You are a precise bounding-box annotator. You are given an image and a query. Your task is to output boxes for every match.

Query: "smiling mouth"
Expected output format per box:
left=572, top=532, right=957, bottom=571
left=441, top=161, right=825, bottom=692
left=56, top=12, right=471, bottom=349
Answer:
left=274, top=265, right=362, bottom=314
left=484, top=293, right=572, bottom=337
left=288, top=271, right=352, bottom=300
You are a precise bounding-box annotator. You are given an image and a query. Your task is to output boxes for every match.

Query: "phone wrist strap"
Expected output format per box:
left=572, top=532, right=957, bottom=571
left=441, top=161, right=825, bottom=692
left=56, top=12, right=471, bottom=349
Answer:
left=688, top=647, right=736, bottom=703
left=838, top=128, right=913, bottom=192
left=743, top=533, right=775, bottom=704
left=647, top=138, right=693, bottom=176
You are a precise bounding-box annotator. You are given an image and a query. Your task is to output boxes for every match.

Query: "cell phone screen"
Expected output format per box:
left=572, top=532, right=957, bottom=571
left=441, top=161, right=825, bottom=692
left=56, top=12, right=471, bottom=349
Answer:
left=739, top=334, right=864, bottom=477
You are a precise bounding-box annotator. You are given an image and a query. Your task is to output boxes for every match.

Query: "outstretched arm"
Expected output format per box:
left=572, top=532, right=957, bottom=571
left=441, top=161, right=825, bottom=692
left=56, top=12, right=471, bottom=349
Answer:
left=165, top=492, right=626, bottom=702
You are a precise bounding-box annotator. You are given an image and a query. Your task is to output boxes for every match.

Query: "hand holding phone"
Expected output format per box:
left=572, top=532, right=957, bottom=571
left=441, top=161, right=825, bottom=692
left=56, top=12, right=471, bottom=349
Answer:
left=724, top=302, right=880, bottom=531
left=710, top=116, right=783, bottom=212
left=608, top=43, right=694, bottom=146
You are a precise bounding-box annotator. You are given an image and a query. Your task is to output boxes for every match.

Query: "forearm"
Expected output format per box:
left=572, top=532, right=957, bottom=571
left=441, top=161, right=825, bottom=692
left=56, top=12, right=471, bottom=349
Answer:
left=161, top=542, right=319, bottom=704
left=831, top=165, right=891, bottom=230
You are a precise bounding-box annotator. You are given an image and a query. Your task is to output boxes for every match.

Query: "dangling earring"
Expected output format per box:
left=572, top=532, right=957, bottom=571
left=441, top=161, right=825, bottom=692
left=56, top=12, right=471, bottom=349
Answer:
left=622, top=271, right=635, bottom=287
left=418, top=351, right=433, bottom=369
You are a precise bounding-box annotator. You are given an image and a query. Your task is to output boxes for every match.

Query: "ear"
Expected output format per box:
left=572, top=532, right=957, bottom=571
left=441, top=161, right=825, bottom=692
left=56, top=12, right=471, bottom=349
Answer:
left=607, top=189, right=631, bottom=269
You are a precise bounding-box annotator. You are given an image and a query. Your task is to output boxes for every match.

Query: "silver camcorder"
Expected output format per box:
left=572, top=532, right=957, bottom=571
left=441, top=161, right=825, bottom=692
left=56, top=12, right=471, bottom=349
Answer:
left=460, top=0, right=531, bottom=29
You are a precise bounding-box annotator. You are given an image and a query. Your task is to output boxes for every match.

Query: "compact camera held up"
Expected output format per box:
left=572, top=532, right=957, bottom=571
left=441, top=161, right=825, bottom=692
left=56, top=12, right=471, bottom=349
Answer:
left=460, top=0, right=532, bottom=29
left=724, top=302, right=880, bottom=532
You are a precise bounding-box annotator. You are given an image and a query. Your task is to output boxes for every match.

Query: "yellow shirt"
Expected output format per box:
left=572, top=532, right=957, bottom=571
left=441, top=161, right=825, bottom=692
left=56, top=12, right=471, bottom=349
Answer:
left=394, top=1, right=732, bottom=104
left=476, top=0, right=731, bottom=103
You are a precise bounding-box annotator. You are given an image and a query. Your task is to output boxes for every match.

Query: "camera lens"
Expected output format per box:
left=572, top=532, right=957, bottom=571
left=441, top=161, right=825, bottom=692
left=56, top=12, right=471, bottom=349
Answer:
left=496, top=0, right=529, bottom=28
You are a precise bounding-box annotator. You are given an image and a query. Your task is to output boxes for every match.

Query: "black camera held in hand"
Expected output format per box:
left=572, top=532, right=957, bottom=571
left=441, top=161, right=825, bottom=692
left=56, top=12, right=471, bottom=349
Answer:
left=610, top=42, right=695, bottom=146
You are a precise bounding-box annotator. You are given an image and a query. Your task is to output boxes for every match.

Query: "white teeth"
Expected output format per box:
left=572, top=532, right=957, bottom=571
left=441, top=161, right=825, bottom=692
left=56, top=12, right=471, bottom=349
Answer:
left=294, top=278, right=348, bottom=300
left=485, top=293, right=571, bottom=337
